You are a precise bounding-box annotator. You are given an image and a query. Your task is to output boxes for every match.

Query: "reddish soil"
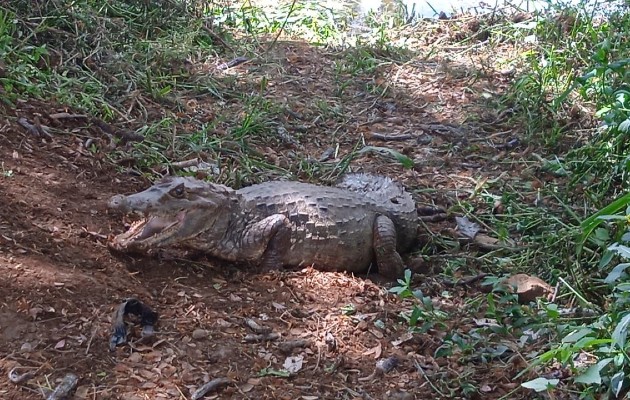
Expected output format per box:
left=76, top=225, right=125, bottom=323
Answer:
left=0, top=115, right=443, bottom=400
left=0, top=37, right=538, bottom=398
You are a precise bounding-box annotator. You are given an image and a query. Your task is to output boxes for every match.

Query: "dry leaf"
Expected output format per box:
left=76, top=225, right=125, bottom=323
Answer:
left=503, top=274, right=553, bottom=303
left=362, top=342, right=382, bottom=359
left=283, top=355, right=303, bottom=374
left=391, top=332, right=413, bottom=347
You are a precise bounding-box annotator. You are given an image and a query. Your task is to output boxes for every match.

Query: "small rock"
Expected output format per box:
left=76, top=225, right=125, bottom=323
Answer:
left=503, top=274, right=553, bottom=303
left=192, top=329, right=208, bottom=340
left=20, top=342, right=33, bottom=353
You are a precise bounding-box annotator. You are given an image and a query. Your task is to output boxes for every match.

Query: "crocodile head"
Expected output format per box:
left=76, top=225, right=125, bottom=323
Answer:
left=108, top=176, right=235, bottom=252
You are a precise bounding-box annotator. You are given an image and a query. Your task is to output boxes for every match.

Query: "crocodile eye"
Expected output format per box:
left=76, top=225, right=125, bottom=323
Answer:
left=170, top=184, right=186, bottom=198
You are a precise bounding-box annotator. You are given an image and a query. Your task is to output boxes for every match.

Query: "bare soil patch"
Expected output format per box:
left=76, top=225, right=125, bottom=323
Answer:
left=0, top=35, right=537, bottom=399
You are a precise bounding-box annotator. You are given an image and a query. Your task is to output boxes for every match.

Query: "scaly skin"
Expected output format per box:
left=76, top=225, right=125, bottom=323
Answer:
left=108, top=174, right=417, bottom=278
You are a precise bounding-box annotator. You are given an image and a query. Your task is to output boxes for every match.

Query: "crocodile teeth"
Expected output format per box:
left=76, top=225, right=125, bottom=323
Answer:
left=133, top=216, right=178, bottom=240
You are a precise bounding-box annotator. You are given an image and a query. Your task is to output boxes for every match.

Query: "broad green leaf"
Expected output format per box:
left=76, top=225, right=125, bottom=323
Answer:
left=521, top=377, right=559, bottom=392
left=409, top=307, right=422, bottom=326
left=574, top=337, right=611, bottom=349
left=574, top=364, right=601, bottom=385
left=389, top=286, right=403, bottom=294
left=545, top=303, right=560, bottom=318
left=594, top=227, right=610, bottom=241
left=597, top=357, right=614, bottom=370
left=612, top=371, right=626, bottom=397
left=612, top=313, right=630, bottom=349
left=562, top=328, right=593, bottom=343
left=614, top=353, right=625, bottom=367
left=599, top=250, right=615, bottom=269
left=604, top=263, right=630, bottom=284
left=579, top=193, right=630, bottom=256
left=609, top=243, right=630, bottom=259
left=434, top=344, right=452, bottom=358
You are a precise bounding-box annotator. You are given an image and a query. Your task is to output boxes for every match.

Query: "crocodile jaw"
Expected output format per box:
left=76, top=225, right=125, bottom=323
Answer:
left=110, top=211, right=187, bottom=251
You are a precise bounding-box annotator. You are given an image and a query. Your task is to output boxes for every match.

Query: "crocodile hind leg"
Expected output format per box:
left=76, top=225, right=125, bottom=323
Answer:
left=373, top=215, right=405, bottom=279
left=240, top=214, right=292, bottom=270
left=259, top=227, right=291, bottom=271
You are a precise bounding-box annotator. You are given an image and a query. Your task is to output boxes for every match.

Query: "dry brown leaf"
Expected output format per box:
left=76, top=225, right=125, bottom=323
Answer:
left=362, top=342, right=382, bottom=359
left=246, top=377, right=262, bottom=386
left=503, top=273, right=553, bottom=303
left=240, top=383, right=254, bottom=392
left=369, top=328, right=384, bottom=339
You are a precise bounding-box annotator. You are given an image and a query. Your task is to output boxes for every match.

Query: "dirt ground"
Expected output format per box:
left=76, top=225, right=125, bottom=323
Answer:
left=0, top=36, right=537, bottom=399
left=0, top=120, right=436, bottom=400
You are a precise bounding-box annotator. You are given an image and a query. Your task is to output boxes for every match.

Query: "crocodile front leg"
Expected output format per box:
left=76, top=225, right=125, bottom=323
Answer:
left=373, top=215, right=405, bottom=278
left=239, top=214, right=292, bottom=270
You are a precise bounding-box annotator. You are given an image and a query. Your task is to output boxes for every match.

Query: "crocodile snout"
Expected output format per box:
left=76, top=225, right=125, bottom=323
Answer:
left=108, top=194, right=129, bottom=211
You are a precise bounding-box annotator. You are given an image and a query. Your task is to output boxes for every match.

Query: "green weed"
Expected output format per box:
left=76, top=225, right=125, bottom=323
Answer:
left=390, top=270, right=448, bottom=333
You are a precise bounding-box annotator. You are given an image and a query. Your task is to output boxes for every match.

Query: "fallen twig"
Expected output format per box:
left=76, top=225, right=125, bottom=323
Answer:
left=46, top=373, right=78, bottom=400
left=170, top=158, right=201, bottom=169
left=217, top=56, right=249, bottom=70
left=18, top=117, right=53, bottom=140
left=48, top=113, right=88, bottom=120
left=244, top=318, right=272, bottom=334
left=243, top=332, right=280, bottom=343
left=414, top=360, right=447, bottom=397
left=82, top=228, right=108, bottom=241
left=370, top=133, right=414, bottom=141
left=201, top=22, right=235, bottom=53
left=278, top=339, right=310, bottom=354
left=190, top=377, right=232, bottom=400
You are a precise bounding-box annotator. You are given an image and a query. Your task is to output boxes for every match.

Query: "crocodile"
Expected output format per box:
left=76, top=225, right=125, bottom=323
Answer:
left=107, top=174, right=417, bottom=278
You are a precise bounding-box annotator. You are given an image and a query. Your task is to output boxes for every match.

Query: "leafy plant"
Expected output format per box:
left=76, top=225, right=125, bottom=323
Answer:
left=389, top=270, right=448, bottom=333
left=525, top=202, right=630, bottom=397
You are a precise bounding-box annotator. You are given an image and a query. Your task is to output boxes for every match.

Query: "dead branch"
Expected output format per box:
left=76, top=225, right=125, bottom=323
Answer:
left=370, top=133, right=414, bottom=141
left=278, top=339, right=310, bottom=354
left=190, top=377, right=232, bottom=400
left=18, top=117, right=53, bottom=140
left=243, top=332, right=280, bottom=343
